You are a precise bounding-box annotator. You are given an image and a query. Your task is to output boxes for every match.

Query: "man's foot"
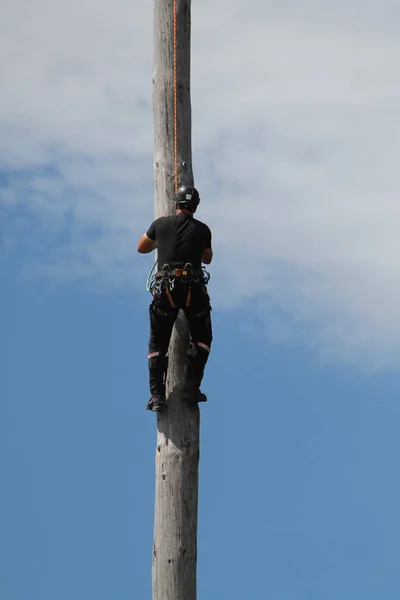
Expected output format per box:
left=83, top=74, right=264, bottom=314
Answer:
left=182, top=386, right=207, bottom=405
left=146, top=395, right=167, bottom=412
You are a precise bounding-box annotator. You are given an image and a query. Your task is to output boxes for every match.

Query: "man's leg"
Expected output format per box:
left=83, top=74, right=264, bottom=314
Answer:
left=147, top=293, right=177, bottom=410
left=185, top=287, right=213, bottom=402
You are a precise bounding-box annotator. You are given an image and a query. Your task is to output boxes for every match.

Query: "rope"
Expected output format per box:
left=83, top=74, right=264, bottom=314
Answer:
left=146, top=259, right=158, bottom=292
left=173, top=0, right=178, bottom=192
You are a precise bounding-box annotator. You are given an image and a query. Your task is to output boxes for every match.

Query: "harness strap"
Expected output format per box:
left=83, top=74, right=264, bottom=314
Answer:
left=147, top=263, right=210, bottom=296
left=156, top=268, right=203, bottom=279
left=165, top=287, right=176, bottom=309
left=186, top=287, right=192, bottom=307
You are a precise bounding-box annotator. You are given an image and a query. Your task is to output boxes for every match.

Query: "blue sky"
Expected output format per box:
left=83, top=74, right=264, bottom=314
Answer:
left=3, top=268, right=400, bottom=599
left=2, top=0, right=400, bottom=598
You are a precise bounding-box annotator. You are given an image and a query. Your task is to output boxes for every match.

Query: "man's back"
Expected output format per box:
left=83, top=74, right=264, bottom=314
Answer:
left=146, top=213, right=211, bottom=268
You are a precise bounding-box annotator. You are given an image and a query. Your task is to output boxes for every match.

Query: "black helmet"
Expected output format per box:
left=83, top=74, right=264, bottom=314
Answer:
left=174, top=186, right=200, bottom=213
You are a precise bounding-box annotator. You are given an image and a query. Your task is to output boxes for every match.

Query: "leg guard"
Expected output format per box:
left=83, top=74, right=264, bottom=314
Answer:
left=148, top=295, right=177, bottom=397
left=185, top=342, right=211, bottom=388
left=148, top=351, right=168, bottom=397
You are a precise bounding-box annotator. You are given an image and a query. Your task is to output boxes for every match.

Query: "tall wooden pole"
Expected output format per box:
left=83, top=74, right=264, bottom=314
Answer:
left=152, top=1, right=200, bottom=600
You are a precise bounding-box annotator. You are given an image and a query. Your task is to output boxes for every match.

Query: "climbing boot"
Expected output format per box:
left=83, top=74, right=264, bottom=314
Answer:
left=182, top=385, right=207, bottom=405
left=146, top=394, right=167, bottom=412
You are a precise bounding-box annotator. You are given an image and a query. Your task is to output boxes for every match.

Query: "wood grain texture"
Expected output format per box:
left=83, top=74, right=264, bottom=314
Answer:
left=152, top=1, right=199, bottom=599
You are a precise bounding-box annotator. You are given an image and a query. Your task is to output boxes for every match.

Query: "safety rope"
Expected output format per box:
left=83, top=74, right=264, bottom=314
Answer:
left=173, top=0, right=178, bottom=192
left=146, top=259, right=158, bottom=292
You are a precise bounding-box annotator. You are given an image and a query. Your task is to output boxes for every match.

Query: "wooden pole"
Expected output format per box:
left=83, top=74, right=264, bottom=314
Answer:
left=152, top=1, right=199, bottom=599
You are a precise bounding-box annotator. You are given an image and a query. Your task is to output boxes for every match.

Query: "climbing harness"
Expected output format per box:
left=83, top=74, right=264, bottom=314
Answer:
left=147, top=262, right=210, bottom=293
left=146, top=262, right=210, bottom=308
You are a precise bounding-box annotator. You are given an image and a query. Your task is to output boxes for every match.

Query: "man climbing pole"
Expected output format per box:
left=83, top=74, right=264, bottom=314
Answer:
left=137, top=186, right=213, bottom=412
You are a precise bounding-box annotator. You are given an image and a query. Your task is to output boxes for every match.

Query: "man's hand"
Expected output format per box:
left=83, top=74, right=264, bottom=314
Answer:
left=137, top=233, right=157, bottom=254
left=202, top=247, right=213, bottom=264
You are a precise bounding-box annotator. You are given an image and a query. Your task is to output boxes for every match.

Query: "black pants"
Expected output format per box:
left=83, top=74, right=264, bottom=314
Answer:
left=148, top=279, right=212, bottom=397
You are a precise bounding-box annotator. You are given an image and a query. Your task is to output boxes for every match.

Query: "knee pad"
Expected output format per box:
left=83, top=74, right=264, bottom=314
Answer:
left=148, top=351, right=167, bottom=361
left=197, top=341, right=211, bottom=354
left=188, top=341, right=211, bottom=360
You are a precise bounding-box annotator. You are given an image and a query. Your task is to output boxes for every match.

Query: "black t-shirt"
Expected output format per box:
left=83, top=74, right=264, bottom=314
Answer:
left=146, top=214, right=212, bottom=269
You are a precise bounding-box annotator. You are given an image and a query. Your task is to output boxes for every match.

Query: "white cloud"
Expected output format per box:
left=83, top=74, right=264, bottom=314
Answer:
left=1, top=0, right=400, bottom=366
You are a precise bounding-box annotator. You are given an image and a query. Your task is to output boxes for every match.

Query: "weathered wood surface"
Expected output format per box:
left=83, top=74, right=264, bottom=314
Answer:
left=152, top=1, right=200, bottom=599
left=153, top=0, right=193, bottom=205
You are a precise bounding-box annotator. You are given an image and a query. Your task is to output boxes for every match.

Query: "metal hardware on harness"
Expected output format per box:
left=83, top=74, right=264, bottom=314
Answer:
left=146, top=262, right=210, bottom=296
left=157, top=266, right=202, bottom=279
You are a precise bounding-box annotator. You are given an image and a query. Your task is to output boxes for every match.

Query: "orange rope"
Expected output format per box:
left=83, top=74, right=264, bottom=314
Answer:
left=173, top=0, right=178, bottom=192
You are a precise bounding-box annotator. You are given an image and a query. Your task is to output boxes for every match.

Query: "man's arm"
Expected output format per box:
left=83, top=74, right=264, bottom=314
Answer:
left=137, top=233, right=157, bottom=254
left=202, top=225, right=213, bottom=264
left=202, top=247, right=213, bottom=264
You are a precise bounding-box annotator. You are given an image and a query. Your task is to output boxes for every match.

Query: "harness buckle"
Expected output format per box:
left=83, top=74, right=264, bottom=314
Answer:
left=174, top=268, right=189, bottom=277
